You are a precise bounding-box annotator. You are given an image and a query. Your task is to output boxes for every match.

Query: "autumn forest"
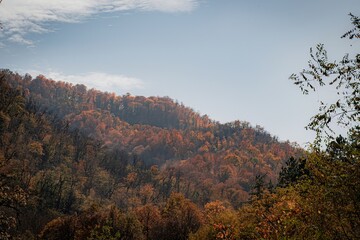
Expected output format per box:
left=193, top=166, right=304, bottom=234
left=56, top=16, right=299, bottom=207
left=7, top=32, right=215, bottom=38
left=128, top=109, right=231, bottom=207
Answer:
left=1, top=13, right=360, bottom=240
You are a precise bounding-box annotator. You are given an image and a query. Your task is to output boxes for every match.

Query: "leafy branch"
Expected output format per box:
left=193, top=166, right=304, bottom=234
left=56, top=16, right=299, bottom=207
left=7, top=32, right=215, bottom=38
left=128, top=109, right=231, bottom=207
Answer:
left=290, top=13, right=360, bottom=144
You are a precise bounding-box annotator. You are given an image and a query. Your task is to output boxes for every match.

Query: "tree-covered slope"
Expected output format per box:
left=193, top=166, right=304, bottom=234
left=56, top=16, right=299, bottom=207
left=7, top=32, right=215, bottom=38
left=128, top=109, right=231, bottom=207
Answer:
left=3, top=69, right=300, bottom=193
left=0, top=70, right=300, bottom=239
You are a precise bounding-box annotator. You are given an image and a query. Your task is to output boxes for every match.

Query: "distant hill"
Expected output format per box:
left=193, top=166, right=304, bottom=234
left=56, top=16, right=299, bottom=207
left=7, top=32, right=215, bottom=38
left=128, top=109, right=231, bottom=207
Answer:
left=2, top=69, right=301, bottom=204
left=0, top=69, right=302, bottom=238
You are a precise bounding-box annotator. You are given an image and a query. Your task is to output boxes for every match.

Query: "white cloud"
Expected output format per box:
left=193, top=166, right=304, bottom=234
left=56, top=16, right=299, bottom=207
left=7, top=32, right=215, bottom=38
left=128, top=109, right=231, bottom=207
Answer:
left=28, top=70, right=144, bottom=93
left=8, top=34, right=34, bottom=45
left=0, top=0, right=198, bottom=45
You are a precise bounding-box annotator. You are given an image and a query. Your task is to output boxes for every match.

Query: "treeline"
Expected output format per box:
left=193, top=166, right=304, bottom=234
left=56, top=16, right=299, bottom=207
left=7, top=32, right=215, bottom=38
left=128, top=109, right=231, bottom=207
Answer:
left=5, top=71, right=212, bottom=130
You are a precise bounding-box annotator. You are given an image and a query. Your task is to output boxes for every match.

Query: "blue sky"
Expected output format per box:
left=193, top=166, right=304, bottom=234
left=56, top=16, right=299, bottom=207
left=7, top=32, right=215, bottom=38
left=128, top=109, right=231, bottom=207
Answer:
left=0, top=0, right=359, bottom=146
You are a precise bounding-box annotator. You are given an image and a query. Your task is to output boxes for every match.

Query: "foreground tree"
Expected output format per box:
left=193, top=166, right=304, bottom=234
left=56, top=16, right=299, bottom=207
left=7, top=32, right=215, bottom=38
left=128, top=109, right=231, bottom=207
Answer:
left=237, top=13, right=360, bottom=239
left=288, top=15, right=360, bottom=236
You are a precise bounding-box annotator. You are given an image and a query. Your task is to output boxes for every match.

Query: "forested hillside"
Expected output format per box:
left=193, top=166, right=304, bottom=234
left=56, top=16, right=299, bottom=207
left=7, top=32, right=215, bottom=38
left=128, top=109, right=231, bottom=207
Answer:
left=0, top=69, right=299, bottom=239
left=3, top=69, right=300, bottom=198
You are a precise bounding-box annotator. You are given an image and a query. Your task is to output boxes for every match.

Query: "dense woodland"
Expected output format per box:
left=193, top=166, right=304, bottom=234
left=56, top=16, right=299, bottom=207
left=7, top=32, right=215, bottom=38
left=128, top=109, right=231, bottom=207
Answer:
left=0, top=14, right=359, bottom=240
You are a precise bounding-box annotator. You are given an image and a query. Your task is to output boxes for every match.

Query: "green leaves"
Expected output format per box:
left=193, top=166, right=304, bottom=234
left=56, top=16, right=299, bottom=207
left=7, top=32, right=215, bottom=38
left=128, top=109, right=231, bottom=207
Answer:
left=290, top=15, right=360, bottom=146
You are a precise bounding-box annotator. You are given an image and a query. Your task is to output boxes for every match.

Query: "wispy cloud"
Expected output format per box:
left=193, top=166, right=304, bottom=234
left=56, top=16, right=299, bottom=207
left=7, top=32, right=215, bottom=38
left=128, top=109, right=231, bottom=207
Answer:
left=0, top=0, right=198, bottom=45
left=8, top=34, right=34, bottom=45
left=28, top=70, right=144, bottom=93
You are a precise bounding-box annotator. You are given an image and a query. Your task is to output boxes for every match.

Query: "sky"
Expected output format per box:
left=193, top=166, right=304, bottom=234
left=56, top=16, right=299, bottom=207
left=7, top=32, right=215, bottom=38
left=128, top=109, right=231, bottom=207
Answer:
left=0, top=0, right=359, bottom=146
